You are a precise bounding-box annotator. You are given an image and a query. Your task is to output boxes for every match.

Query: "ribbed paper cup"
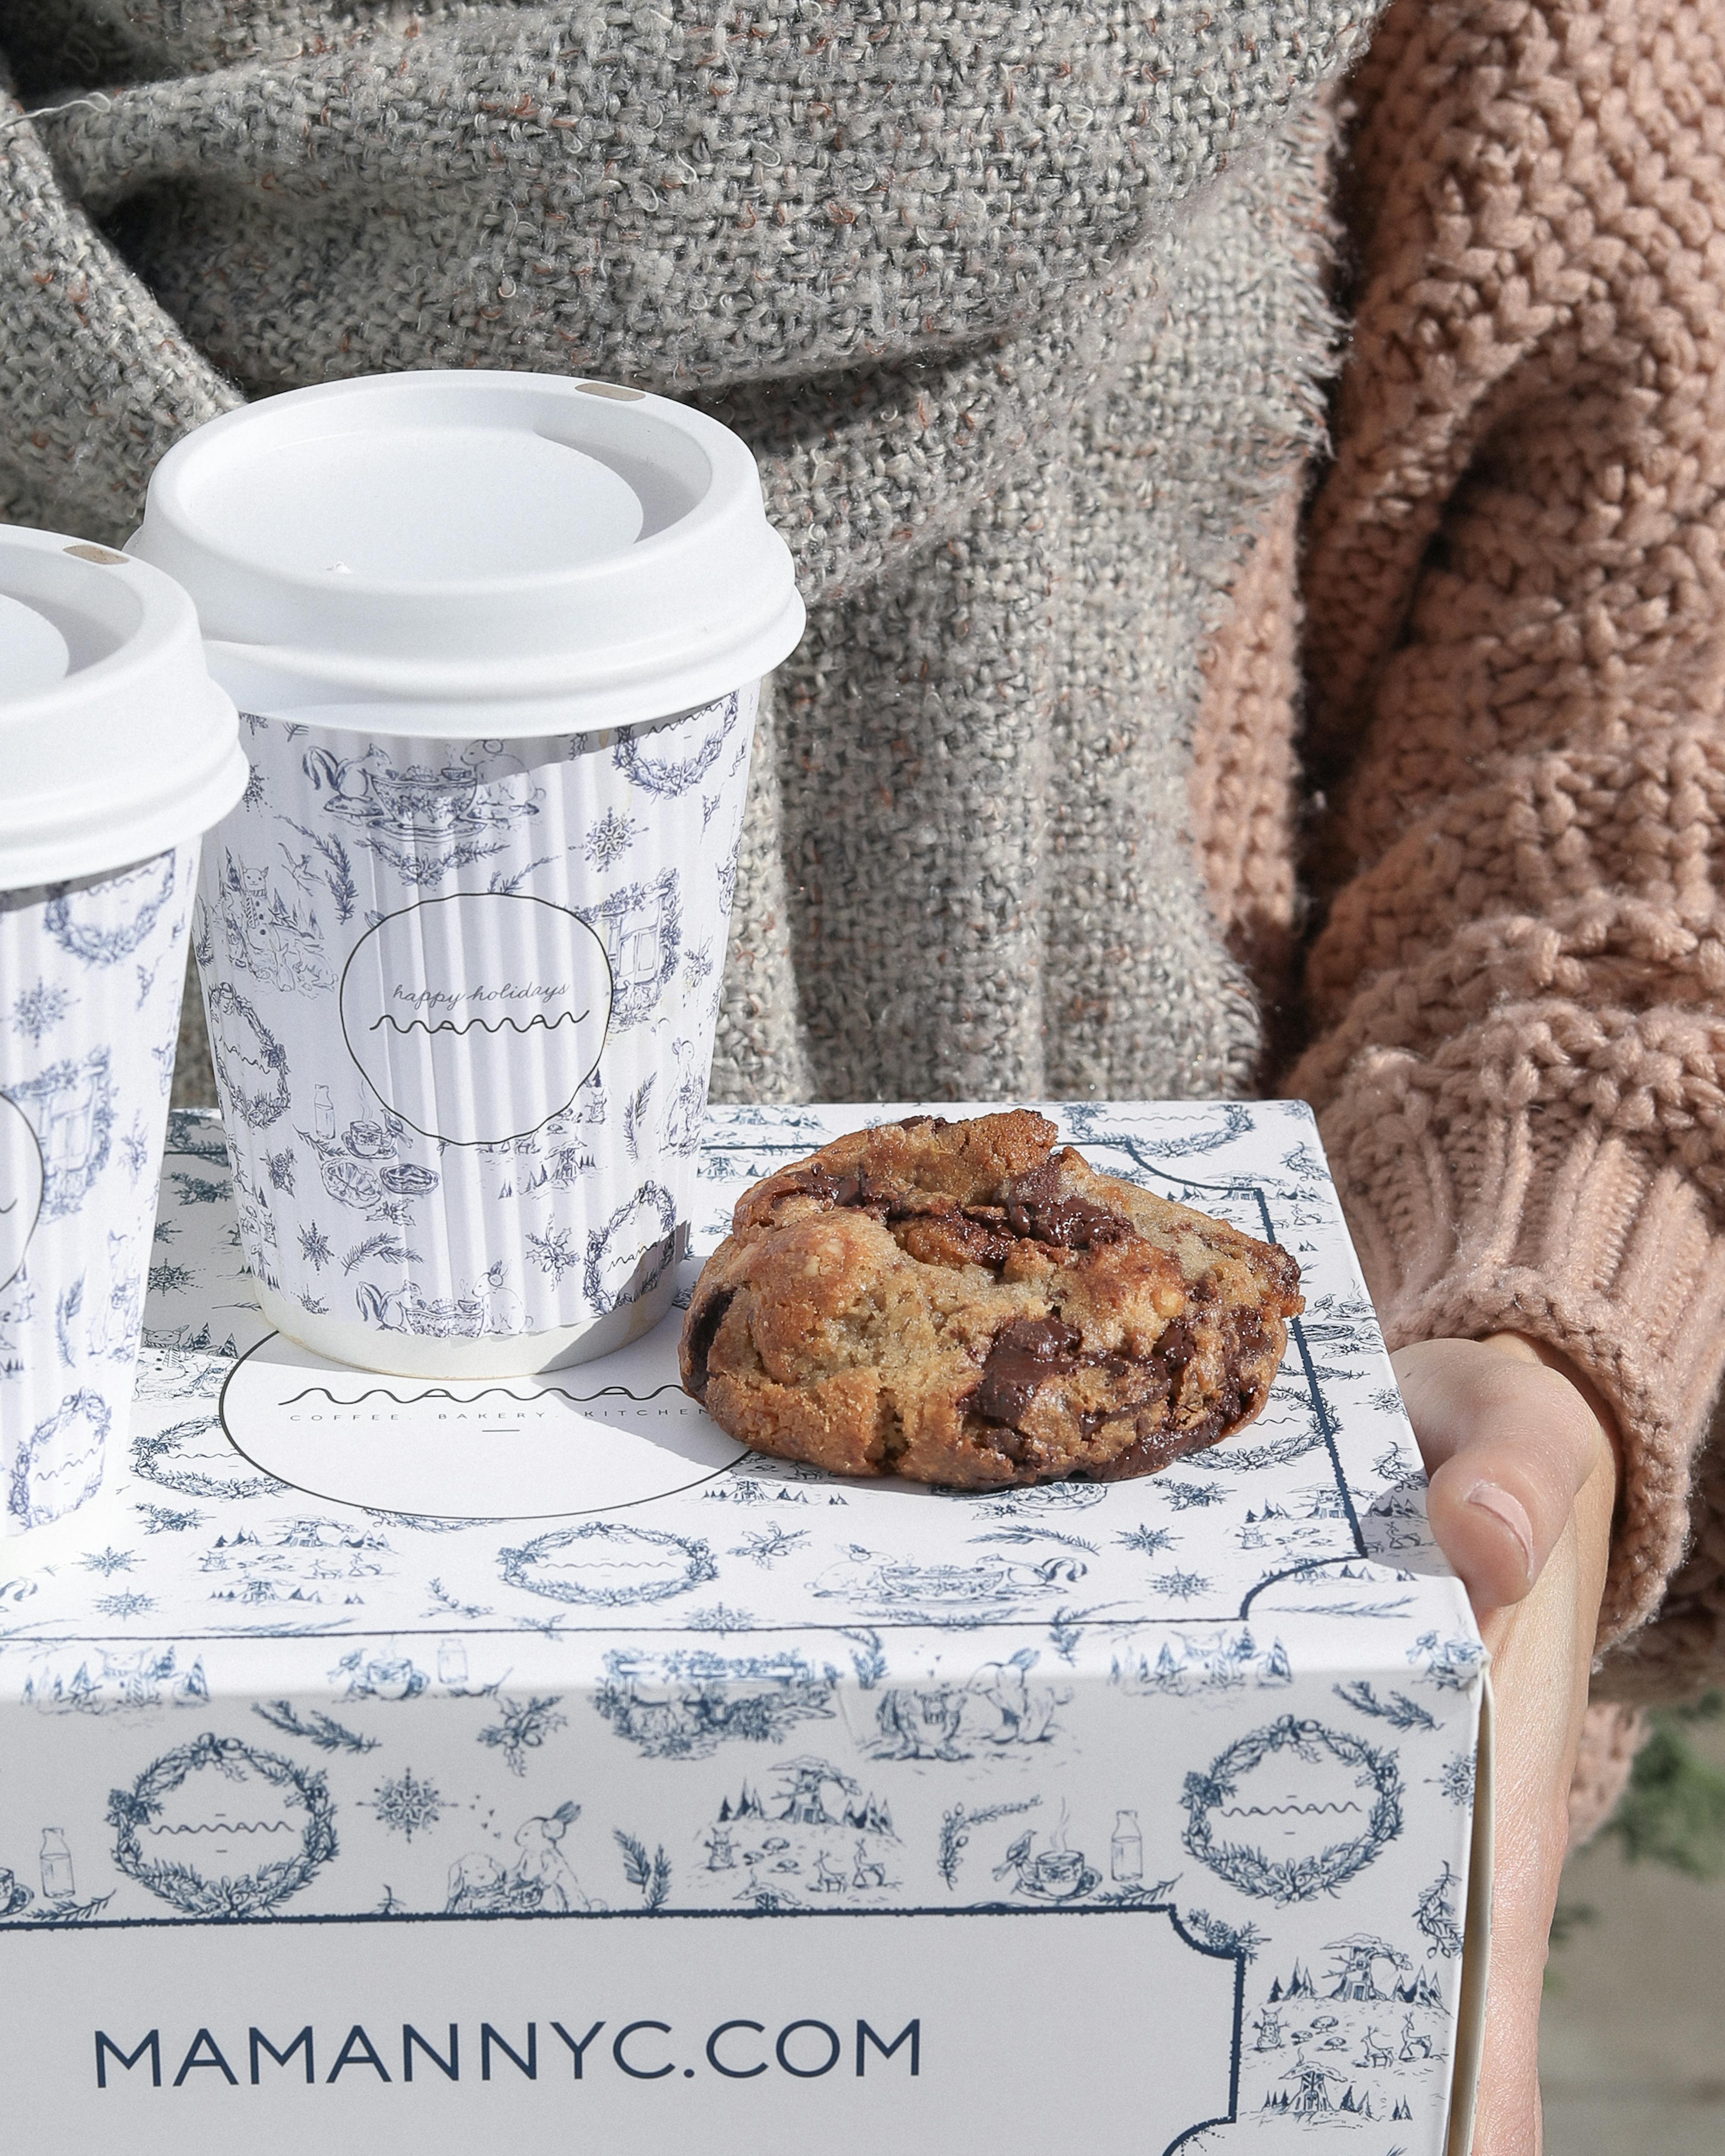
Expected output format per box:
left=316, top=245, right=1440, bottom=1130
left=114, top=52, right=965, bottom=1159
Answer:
left=192, top=687, right=756, bottom=1376
left=130, top=370, right=803, bottom=1377
left=0, top=851, right=198, bottom=1533
left=0, top=526, right=245, bottom=1539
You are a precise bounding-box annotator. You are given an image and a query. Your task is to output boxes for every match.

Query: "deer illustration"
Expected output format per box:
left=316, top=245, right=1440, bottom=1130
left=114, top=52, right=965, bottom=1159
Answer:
left=1358, top=2028, right=1396, bottom=2068
left=810, top=1851, right=850, bottom=1895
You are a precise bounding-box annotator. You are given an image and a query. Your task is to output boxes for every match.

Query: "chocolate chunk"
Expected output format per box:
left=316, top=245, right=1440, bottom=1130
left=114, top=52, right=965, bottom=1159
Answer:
left=997, top=1159, right=1137, bottom=1251
left=795, top=1165, right=871, bottom=1209
left=970, top=1314, right=1084, bottom=1426
left=895, top=1211, right=1018, bottom=1269
left=681, top=1286, right=736, bottom=1403
left=896, top=1114, right=953, bottom=1132
left=1002, top=1193, right=1136, bottom=1251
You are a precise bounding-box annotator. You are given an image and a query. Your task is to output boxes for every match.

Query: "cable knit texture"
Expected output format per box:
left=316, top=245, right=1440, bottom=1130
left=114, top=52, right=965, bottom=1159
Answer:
left=0, top=2, right=1722, bottom=1711
left=1292, top=0, right=1725, bottom=1697
left=1190, top=478, right=1308, bottom=1059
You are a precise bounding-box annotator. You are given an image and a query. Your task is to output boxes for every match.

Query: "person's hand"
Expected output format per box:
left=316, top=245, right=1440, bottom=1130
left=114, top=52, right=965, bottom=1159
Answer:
left=1392, top=1334, right=1619, bottom=2156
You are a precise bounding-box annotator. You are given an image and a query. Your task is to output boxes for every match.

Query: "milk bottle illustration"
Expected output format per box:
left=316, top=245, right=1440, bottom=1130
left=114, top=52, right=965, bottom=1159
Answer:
left=39, top=1829, right=74, bottom=1901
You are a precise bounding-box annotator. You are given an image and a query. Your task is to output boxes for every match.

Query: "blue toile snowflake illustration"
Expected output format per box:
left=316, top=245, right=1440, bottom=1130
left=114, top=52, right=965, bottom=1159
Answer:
left=94, top=1591, right=157, bottom=1621
left=1430, top=1752, right=1476, bottom=1807
left=1148, top=1570, right=1211, bottom=1602
left=148, top=1264, right=196, bottom=1296
left=1116, top=1524, right=1177, bottom=1556
left=79, top=1546, right=136, bottom=1578
left=1161, top=1481, right=1228, bottom=1510
left=582, top=808, right=638, bottom=871
left=9, top=981, right=72, bottom=1043
left=525, top=1227, right=580, bottom=1282
left=367, top=1770, right=445, bottom=1841
left=298, top=1224, right=333, bottom=1271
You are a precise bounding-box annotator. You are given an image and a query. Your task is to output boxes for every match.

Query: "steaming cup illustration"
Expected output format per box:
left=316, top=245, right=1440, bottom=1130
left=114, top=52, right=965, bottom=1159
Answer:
left=0, top=526, right=245, bottom=1537
left=339, top=894, right=612, bottom=1146
left=132, top=371, right=802, bottom=1378
left=1029, top=1847, right=1088, bottom=1898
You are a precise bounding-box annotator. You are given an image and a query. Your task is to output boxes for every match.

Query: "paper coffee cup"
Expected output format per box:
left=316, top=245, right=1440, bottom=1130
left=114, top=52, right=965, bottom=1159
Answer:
left=129, top=372, right=803, bottom=1376
left=0, top=529, right=246, bottom=1536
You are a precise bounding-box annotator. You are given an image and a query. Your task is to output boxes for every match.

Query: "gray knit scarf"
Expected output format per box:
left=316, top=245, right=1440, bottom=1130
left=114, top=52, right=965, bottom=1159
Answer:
left=0, top=1, right=1386, bottom=1101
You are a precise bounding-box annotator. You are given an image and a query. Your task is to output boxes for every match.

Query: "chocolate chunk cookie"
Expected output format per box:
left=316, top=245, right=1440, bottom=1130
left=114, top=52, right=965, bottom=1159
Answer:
left=680, top=1110, right=1303, bottom=1489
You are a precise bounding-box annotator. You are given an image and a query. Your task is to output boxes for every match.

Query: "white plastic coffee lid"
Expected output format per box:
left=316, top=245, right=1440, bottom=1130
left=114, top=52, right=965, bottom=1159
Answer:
left=0, top=529, right=248, bottom=891
left=128, top=372, right=805, bottom=734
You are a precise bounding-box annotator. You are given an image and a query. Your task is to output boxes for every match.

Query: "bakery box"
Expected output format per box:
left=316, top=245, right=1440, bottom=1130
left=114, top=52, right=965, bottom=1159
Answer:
left=0, top=1101, right=1489, bottom=2156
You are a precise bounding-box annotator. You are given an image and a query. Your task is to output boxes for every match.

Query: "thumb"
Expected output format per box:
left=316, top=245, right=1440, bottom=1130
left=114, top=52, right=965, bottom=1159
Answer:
left=1391, top=1335, right=1615, bottom=1616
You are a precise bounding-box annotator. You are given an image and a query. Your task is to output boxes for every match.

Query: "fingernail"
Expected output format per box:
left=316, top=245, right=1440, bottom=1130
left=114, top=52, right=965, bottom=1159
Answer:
left=1465, top=1481, right=1535, bottom=1583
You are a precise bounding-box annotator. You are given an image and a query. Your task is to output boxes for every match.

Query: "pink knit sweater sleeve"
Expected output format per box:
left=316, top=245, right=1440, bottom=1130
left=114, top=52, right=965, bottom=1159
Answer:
left=1291, top=0, right=1725, bottom=1698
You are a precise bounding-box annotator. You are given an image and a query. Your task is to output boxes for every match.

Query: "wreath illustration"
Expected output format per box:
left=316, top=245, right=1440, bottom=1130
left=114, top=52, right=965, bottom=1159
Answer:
left=108, top=1733, right=337, bottom=1918
left=499, top=1520, right=719, bottom=1607
left=1180, top=1716, right=1403, bottom=1904
left=130, top=1415, right=288, bottom=1502
left=583, top=1181, right=678, bottom=1313
left=204, top=981, right=291, bottom=1129
left=44, top=852, right=179, bottom=964
left=7, top=1389, right=110, bottom=1529
left=611, top=692, right=738, bottom=798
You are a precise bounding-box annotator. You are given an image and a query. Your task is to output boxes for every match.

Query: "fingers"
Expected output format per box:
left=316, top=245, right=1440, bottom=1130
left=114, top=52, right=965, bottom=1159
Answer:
left=1391, top=1336, right=1614, bottom=1615
left=1465, top=1443, right=1617, bottom=2156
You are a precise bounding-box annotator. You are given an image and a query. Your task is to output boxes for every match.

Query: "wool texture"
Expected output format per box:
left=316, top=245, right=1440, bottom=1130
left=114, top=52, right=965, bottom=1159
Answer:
left=1293, top=0, right=1725, bottom=1699
left=1, top=0, right=1723, bottom=1711
left=3, top=0, right=1380, bottom=1106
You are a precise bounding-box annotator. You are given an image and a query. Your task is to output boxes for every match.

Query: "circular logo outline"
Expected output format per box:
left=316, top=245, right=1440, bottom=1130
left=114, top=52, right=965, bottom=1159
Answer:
left=0, top=1091, right=44, bottom=1295
left=338, top=892, right=614, bottom=1148
left=213, top=1332, right=744, bottom=1524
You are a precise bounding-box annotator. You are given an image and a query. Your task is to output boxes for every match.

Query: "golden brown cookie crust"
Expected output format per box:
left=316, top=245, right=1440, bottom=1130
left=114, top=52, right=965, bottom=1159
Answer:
left=679, top=1110, right=1304, bottom=1489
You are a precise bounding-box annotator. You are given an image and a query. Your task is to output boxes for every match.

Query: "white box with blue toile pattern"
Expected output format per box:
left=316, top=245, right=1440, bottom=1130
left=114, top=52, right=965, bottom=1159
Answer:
left=0, top=1101, right=1487, bottom=2155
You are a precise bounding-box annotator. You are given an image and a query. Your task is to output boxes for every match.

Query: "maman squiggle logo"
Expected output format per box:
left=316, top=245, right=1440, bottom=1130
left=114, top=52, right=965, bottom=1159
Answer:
left=369, top=1008, right=586, bottom=1040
